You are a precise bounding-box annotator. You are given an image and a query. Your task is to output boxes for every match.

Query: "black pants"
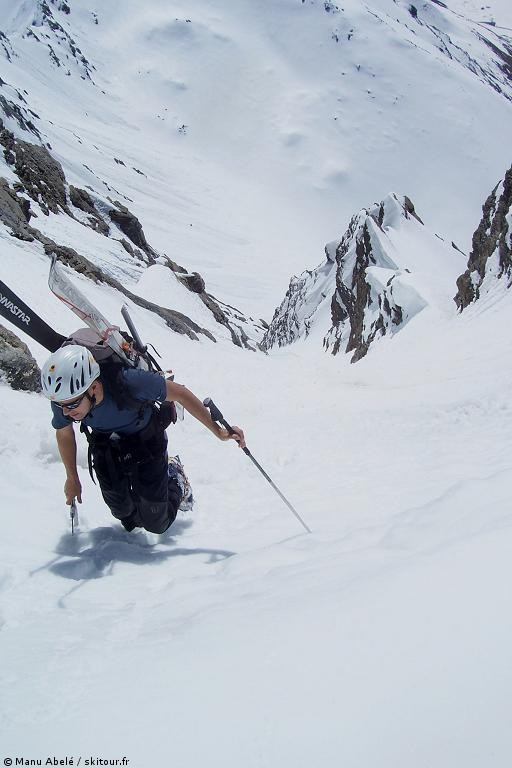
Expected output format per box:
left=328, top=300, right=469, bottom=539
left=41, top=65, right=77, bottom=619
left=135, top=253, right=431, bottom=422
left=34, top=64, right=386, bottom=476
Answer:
left=91, top=430, right=181, bottom=534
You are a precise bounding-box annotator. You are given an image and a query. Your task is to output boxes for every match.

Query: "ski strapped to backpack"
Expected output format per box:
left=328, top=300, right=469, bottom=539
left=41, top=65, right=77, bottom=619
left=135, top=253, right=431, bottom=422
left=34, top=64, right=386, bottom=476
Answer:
left=48, top=255, right=183, bottom=415
left=48, top=255, right=134, bottom=365
left=0, top=278, right=66, bottom=352
left=48, top=256, right=175, bottom=384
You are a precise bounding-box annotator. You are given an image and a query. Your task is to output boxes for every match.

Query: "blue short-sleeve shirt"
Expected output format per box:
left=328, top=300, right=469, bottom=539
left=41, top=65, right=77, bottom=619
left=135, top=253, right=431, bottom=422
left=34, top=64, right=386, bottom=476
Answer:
left=51, top=368, right=167, bottom=434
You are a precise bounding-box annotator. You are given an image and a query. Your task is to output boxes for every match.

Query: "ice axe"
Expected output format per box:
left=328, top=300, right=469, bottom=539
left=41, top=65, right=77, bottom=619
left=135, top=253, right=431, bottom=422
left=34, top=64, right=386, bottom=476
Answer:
left=70, top=498, right=79, bottom=535
left=203, top=397, right=311, bottom=534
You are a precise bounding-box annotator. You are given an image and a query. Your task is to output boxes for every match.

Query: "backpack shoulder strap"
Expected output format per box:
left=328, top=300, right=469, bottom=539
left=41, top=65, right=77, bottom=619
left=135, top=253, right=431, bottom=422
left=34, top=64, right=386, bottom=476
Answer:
left=79, top=422, right=96, bottom=485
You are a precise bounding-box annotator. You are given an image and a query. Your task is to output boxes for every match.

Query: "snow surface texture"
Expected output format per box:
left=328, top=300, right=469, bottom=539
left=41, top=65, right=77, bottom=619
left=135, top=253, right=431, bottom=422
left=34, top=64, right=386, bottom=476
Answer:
left=1, top=1, right=512, bottom=766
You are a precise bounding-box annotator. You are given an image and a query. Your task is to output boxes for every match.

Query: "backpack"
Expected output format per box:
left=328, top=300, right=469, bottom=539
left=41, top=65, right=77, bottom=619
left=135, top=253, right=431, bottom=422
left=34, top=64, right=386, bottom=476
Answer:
left=61, top=327, right=177, bottom=485
left=61, top=327, right=177, bottom=424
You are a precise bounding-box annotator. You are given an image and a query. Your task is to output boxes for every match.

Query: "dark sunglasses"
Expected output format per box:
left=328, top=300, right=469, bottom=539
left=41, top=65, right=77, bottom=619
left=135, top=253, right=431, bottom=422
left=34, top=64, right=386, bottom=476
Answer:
left=55, top=392, right=88, bottom=411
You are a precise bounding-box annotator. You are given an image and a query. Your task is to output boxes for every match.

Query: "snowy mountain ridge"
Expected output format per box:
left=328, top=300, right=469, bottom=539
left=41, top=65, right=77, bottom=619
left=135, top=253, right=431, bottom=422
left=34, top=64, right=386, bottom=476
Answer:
left=1, top=0, right=512, bottom=328
left=262, top=192, right=467, bottom=360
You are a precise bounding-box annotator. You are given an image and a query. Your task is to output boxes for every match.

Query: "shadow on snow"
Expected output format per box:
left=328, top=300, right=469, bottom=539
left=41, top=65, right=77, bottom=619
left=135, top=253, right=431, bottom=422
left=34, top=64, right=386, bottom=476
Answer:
left=30, top=518, right=236, bottom=586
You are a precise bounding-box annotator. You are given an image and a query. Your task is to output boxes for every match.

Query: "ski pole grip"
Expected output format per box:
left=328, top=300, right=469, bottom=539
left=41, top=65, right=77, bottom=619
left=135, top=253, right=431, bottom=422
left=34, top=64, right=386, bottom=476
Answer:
left=203, top=397, right=234, bottom=433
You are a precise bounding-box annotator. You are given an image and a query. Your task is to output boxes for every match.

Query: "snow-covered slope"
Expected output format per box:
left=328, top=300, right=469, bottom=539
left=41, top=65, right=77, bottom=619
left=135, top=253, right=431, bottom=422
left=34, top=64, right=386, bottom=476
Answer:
left=1, top=1, right=512, bottom=766
left=2, top=272, right=512, bottom=766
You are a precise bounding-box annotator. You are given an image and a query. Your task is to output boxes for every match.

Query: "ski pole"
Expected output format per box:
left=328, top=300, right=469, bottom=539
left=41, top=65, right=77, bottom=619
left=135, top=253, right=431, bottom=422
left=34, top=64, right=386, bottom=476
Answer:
left=203, top=397, right=311, bottom=534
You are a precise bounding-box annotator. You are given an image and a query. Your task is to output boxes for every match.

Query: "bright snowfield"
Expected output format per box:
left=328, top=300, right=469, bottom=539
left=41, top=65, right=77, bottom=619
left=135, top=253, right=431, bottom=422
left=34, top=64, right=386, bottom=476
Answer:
left=0, top=1, right=512, bottom=767
left=0, top=0, right=512, bottom=312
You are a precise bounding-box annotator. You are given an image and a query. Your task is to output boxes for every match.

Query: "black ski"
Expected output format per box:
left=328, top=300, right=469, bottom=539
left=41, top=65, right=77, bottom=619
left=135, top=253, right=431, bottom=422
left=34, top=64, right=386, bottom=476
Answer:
left=0, top=278, right=66, bottom=352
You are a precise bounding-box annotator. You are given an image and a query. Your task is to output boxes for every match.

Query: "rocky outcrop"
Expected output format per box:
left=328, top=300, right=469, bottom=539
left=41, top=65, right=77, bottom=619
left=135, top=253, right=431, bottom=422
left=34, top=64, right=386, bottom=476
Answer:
left=455, top=166, right=512, bottom=309
left=0, top=121, right=69, bottom=215
left=69, top=185, right=110, bottom=235
left=0, top=324, right=41, bottom=392
left=119, top=238, right=144, bottom=260
left=161, top=258, right=268, bottom=352
left=109, top=201, right=153, bottom=258
left=39, top=239, right=104, bottom=282
left=326, top=199, right=419, bottom=362
left=198, top=291, right=261, bottom=350
left=68, top=186, right=154, bottom=252
left=121, top=288, right=216, bottom=343
left=178, top=271, right=206, bottom=294
left=0, top=94, right=41, bottom=139
left=263, top=194, right=462, bottom=362
left=165, top=261, right=265, bottom=350
left=0, top=178, right=34, bottom=240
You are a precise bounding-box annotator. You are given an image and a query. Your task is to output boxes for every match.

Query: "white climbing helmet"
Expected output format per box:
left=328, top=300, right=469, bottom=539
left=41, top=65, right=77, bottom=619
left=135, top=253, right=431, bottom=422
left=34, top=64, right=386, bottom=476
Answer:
left=41, top=344, right=100, bottom=402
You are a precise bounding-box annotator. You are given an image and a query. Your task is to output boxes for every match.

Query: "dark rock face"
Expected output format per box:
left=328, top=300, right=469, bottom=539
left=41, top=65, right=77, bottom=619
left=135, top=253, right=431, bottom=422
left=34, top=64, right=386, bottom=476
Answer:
left=109, top=202, right=150, bottom=254
left=51, top=1, right=71, bottom=14
left=0, top=95, right=41, bottom=139
left=69, top=185, right=97, bottom=215
left=8, top=137, right=68, bottom=215
left=199, top=292, right=253, bottom=349
left=455, top=166, right=512, bottom=309
left=69, top=185, right=110, bottom=235
left=179, top=271, right=206, bottom=294
left=40, top=239, right=104, bottom=282
left=119, top=238, right=135, bottom=256
left=343, top=222, right=374, bottom=358
left=0, top=178, right=34, bottom=240
left=0, top=324, right=41, bottom=392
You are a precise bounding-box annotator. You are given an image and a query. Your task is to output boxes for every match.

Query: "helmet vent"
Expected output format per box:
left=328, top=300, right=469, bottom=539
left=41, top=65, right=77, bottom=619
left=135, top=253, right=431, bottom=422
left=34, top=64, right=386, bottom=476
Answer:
left=41, top=344, right=100, bottom=402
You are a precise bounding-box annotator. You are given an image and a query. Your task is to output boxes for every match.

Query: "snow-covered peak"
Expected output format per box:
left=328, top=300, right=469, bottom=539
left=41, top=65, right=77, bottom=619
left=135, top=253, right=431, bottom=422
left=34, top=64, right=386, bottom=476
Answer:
left=263, top=193, right=466, bottom=361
